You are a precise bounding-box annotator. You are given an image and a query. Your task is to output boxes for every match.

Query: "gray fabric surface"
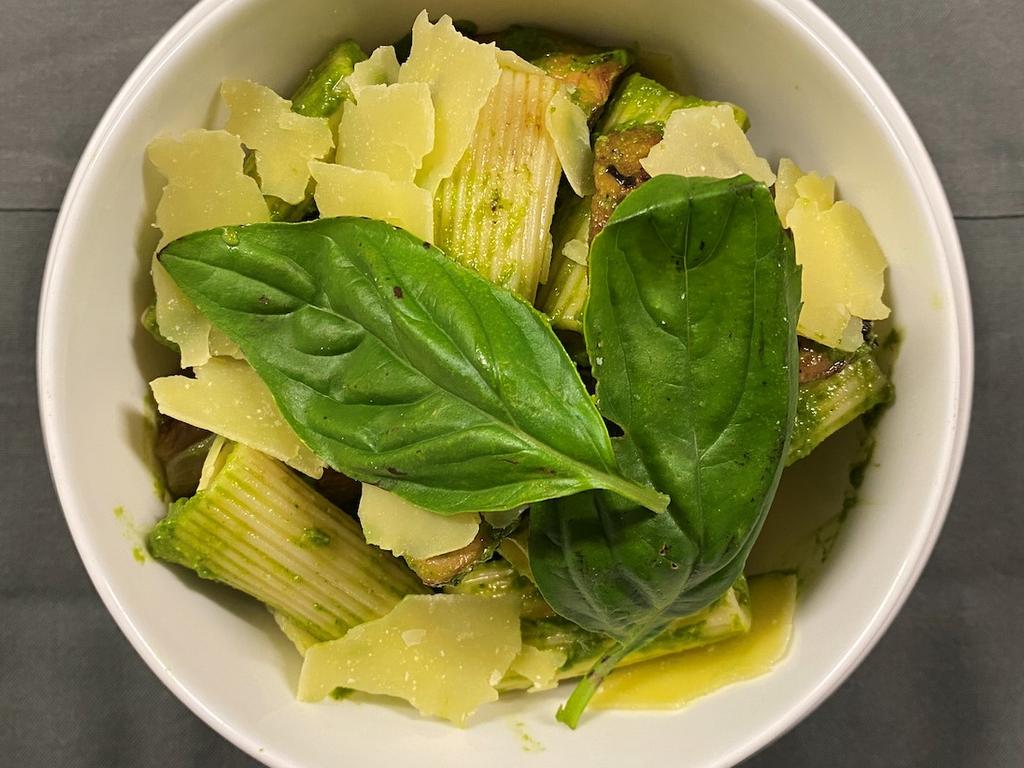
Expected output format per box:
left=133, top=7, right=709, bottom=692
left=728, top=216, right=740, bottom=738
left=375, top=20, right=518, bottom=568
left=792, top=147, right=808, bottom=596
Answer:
left=1, top=0, right=1021, bottom=765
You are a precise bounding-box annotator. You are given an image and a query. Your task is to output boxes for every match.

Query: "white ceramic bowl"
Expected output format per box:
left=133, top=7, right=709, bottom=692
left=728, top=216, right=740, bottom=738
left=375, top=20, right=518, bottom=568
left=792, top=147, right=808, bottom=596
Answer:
left=37, top=1, right=972, bottom=766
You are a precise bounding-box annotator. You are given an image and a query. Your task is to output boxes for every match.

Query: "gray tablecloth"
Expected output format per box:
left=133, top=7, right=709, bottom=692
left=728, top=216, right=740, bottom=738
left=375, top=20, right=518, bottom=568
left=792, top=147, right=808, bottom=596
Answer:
left=1, top=1, right=1022, bottom=765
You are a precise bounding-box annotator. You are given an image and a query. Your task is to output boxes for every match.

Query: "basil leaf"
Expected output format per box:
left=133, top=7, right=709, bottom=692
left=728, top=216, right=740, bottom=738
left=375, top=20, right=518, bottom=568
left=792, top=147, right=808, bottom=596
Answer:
left=529, top=175, right=800, bottom=725
left=159, top=217, right=668, bottom=515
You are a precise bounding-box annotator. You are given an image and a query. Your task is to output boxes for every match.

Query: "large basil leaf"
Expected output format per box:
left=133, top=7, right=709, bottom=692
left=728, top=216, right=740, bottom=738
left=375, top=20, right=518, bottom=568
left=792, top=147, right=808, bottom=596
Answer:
left=530, top=175, right=801, bottom=725
left=159, top=217, right=668, bottom=515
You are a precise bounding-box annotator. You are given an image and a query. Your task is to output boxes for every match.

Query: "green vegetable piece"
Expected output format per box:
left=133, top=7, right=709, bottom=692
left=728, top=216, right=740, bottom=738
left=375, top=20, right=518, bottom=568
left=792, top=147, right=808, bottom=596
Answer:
left=140, top=303, right=179, bottom=352
left=153, top=416, right=215, bottom=499
left=590, top=124, right=664, bottom=239
left=158, top=217, right=668, bottom=516
left=537, top=196, right=591, bottom=332
left=250, top=40, right=367, bottom=222
left=290, top=40, right=367, bottom=119
left=598, top=73, right=749, bottom=134
left=529, top=174, right=800, bottom=727
left=788, top=348, right=892, bottom=464
left=403, top=512, right=522, bottom=587
left=404, top=527, right=491, bottom=587
left=149, top=443, right=426, bottom=642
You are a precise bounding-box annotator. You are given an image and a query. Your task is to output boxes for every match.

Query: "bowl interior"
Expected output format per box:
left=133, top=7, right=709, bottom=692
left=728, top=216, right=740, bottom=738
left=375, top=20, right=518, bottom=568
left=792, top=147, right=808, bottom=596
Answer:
left=38, top=0, right=969, bottom=766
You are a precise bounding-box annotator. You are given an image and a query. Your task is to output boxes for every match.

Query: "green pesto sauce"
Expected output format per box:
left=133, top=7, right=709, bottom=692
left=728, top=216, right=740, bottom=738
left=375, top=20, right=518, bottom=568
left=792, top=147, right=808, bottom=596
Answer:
left=151, top=475, right=168, bottom=502
left=812, top=368, right=892, bottom=578
left=846, top=431, right=879, bottom=501
left=798, top=430, right=878, bottom=582
left=300, top=527, right=332, bottom=548
left=512, top=720, right=545, bottom=753
left=113, top=506, right=148, bottom=565
left=140, top=391, right=172, bottom=504
left=194, top=560, right=218, bottom=581
left=881, top=326, right=903, bottom=353
left=848, top=330, right=900, bottom=496
left=736, top=581, right=752, bottom=611
left=329, top=687, right=354, bottom=701
left=656, top=622, right=704, bottom=646
left=793, top=327, right=900, bottom=582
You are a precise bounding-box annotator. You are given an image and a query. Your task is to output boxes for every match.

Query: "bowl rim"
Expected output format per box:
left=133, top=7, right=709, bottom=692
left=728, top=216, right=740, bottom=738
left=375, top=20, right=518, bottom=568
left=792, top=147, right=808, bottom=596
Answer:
left=36, top=0, right=974, bottom=765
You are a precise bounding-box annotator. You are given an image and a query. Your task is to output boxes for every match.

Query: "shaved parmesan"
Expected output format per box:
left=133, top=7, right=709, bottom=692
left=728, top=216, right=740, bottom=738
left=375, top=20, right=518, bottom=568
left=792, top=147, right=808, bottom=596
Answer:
left=196, top=435, right=230, bottom=491
left=336, top=82, right=435, bottom=182
left=795, top=172, right=836, bottom=210
left=151, top=260, right=213, bottom=369
left=546, top=86, right=595, bottom=197
left=310, top=161, right=434, bottom=241
left=774, top=157, right=804, bottom=225
left=562, top=238, right=590, bottom=267
left=147, top=129, right=269, bottom=249
left=150, top=357, right=323, bottom=477
left=207, top=327, right=243, bottom=359
left=147, top=129, right=269, bottom=367
left=789, top=198, right=890, bottom=350
left=222, top=79, right=334, bottom=203
left=358, top=484, right=480, bottom=560
left=507, top=645, right=567, bottom=692
left=775, top=158, right=890, bottom=349
left=298, top=594, right=521, bottom=725
left=775, top=158, right=835, bottom=226
left=480, top=508, right=523, bottom=531
left=496, top=48, right=545, bottom=75
left=399, top=11, right=501, bottom=192
left=347, top=46, right=401, bottom=96
left=641, top=104, right=775, bottom=186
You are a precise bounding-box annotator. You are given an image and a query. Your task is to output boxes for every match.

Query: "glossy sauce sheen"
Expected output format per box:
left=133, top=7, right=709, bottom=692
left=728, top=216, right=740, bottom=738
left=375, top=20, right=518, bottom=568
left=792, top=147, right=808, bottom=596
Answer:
left=592, top=574, right=796, bottom=709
